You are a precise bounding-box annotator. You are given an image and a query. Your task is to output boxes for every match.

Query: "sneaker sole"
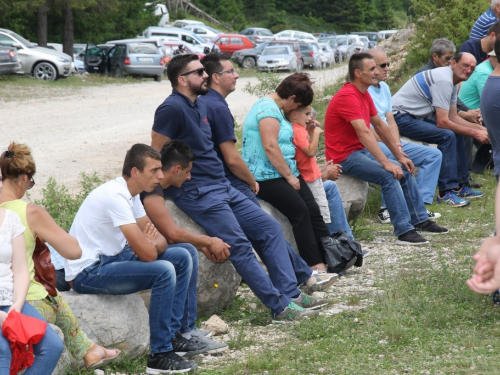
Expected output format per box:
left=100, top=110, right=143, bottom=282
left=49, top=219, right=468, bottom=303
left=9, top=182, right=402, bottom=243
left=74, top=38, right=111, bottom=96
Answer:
left=458, top=194, right=483, bottom=199
left=437, top=200, right=470, bottom=207
left=378, top=218, right=391, bottom=224
left=395, top=239, right=429, bottom=245
left=184, top=344, right=229, bottom=357
left=307, top=275, right=340, bottom=293
left=417, top=230, right=449, bottom=235
left=304, top=301, right=329, bottom=310
left=146, top=366, right=196, bottom=374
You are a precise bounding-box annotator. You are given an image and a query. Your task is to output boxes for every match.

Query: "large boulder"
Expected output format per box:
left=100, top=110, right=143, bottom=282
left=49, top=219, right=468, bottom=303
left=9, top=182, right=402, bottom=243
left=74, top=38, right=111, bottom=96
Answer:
left=60, top=291, right=150, bottom=368
left=164, top=199, right=242, bottom=316
left=334, top=174, right=369, bottom=222
left=258, top=200, right=297, bottom=249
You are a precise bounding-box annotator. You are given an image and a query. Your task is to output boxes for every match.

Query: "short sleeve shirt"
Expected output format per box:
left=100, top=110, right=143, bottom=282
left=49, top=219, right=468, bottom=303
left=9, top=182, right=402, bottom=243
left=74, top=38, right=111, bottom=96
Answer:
left=241, top=97, right=299, bottom=181
left=324, top=83, right=378, bottom=163
left=152, top=90, right=226, bottom=197
left=459, top=39, right=487, bottom=65
left=470, top=8, right=499, bottom=40
left=367, top=81, right=392, bottom=125
left=458, top=59, right=494, bottom=110
left=292, top=124, right=321, bottom=182
left=392, top=66, right=457, bottom=119
left=65, top=177, right=146, bottom=280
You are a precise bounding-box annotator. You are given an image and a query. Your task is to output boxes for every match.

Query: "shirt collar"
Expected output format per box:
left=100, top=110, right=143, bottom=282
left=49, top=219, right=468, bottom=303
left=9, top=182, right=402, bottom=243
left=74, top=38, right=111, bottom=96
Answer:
left=207, top=88, right=228, bottom=106
left=172, top=89, right=199, bottom=109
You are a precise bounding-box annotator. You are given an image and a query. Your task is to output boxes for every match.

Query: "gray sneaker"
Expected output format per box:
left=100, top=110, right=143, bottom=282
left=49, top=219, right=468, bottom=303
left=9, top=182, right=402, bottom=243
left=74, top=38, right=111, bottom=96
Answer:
left=292, top=292, right=328, bottom=310
left=301, top=270, right=339, bottom=294
left=190, top=328, right=213, bottom=338
left=184, top=335, right=228, bottom=357
left=272, top=302, right=319, bottom=323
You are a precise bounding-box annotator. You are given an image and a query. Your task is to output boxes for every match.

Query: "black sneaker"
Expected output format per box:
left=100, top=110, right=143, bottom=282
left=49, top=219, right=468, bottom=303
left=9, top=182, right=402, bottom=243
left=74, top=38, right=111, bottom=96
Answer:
left=378, top=208, right=391, bottom=224
left=171, top=330, right=207, bottom=357
left=414, top=220, right=449, bottom=235
left=146, top=351, right=197, bottom=374
left=396, top=229, right=429, bottom=245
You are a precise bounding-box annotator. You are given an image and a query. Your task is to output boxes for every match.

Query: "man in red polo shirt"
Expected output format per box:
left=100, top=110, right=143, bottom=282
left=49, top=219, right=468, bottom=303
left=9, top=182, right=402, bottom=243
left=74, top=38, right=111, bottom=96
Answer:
left=324, top=53, right=448, bottom=245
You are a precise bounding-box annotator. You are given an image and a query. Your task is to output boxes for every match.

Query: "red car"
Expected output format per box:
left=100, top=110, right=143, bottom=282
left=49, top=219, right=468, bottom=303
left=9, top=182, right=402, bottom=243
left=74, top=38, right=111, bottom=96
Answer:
left=213, top=34, right=255, bottom=55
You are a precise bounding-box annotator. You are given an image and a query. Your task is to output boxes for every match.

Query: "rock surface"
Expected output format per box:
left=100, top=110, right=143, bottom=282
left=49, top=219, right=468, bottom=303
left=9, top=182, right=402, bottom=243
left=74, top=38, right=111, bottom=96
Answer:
left=335, top=174, right=369, bottom=222
left=201, top=314, right=229, bottom=335
left=51, top=324, right=71, bottom=375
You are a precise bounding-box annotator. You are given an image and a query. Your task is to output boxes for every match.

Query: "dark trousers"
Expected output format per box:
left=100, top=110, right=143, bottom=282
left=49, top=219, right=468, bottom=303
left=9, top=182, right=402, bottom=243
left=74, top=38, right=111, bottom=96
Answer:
left=257, top=176, right=330, bottom=266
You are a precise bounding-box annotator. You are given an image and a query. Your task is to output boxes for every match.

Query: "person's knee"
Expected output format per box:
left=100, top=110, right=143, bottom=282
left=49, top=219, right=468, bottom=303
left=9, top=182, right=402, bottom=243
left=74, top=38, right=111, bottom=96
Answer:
left=45, top=326, right=64, bottom=357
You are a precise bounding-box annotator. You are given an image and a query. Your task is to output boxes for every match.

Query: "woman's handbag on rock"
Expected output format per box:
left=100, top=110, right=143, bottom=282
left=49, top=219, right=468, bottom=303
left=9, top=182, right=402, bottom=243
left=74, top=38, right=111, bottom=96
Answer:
left=321, top=231, right=363, bottom=275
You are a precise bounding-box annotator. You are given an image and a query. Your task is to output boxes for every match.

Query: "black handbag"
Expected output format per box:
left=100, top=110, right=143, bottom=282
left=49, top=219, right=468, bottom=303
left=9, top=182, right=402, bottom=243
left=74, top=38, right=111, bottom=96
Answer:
left=321, top=230, right=363, bottom=274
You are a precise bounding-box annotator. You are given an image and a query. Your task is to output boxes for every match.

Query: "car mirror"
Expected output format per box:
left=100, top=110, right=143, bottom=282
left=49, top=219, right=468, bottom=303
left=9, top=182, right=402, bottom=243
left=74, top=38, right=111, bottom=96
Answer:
left=12, top=43, right=22, bottom=49
left=204, top=46, right=210, bottom=54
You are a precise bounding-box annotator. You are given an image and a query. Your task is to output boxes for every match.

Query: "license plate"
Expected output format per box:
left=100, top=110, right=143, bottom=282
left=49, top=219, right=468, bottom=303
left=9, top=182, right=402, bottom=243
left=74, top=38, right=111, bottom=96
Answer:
left=138, top=57, right=153, bottom=62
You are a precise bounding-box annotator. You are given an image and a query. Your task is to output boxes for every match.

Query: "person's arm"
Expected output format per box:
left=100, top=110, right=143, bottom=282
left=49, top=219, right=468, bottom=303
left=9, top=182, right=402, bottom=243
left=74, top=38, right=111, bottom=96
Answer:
left=9, top=232, right=29, bottom=314
left=27, top=205, right=82, bottom=260
left=143, top=194, right=230, bottom=262
left=136, top=215, right=168, bottom=254
left=385, top=111, right=404, bottom=154
left=119, top=222, right=162, bottom=262
left=259, top=117, right=300, bottom=190
left=301, top=126, right=323, bottom=157
left=320, top=160, right=342, bottom=181
left=219, top=140, right=259, bottom=194
left=436, top=107, right=489, bottom=143
left=151, top=131, right=171, bottom=151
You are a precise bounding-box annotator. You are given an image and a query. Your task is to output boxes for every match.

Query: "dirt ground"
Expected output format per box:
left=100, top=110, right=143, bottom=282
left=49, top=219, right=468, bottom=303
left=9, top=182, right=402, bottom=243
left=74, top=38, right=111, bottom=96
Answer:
left=0, top=67, right=346, bottom=200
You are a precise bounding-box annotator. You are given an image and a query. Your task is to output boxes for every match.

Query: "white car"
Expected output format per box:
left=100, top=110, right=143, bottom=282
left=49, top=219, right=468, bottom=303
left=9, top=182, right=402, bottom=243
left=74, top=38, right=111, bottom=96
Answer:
left=319, top=43, right=335, bottom=67
left=0, top=28, right=72, bottom=80
left=274, top=30, right=318, bottom=43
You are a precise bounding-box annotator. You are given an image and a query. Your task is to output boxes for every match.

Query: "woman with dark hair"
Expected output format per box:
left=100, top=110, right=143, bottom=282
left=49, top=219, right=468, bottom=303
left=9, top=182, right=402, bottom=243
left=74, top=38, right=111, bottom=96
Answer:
left=0, top=143, right=120, bottom=370
left=242, top=73, right=332, bottom=271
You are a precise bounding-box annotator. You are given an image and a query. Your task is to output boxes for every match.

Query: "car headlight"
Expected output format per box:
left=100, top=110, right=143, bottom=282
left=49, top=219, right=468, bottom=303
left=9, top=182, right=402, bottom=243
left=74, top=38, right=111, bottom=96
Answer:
left=257, top=60, right=265, bottom=66
left=57, top=57, right=70, bottom=62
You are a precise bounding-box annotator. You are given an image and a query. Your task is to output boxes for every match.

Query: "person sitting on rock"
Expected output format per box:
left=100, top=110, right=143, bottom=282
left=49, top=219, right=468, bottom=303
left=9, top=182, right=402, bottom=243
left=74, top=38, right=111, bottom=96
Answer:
left=460, top=21, right=500, bottom=65
left=65, top=144, right=208, bottom=374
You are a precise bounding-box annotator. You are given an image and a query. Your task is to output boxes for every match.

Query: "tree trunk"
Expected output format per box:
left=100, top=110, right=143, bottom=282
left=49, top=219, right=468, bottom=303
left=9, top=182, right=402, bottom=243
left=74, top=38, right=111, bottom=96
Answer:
left=37, top=2, right=47, bottom=46
left=62, top=0, right=74, bottom=57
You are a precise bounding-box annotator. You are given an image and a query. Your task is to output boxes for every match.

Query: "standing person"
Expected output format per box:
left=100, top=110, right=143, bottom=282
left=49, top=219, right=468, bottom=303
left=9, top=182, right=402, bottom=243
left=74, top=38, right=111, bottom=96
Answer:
left=366, top=48, right=443, bottom=223
left=470, top=0, right=500, bottom=40
left=324, top=53, right=448, bottom=245
left=0, top=143, right=120, bottom=370
left=151, top=54, right=326, bottom=323
left=198, top=53, right=338, bottom=290
left=0, top=203, right=63, bottom=375
left=393, top=53, right=489, bottom=206
left=481, top=36, right=500, bottom=181
left=65, top=144, right=209, bottom=374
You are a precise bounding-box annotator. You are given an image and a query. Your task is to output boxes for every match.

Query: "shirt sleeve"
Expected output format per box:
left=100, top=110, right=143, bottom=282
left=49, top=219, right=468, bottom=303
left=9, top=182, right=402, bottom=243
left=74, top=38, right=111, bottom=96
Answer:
left=430, top=81, right=454, bottom=110
left=152, top=103, right=182, bottom=139
left=132, top=195, right=147, bottom=220
left=335, top=92, right=366, bottom=123
left=140, top=184, right=164, bottom=205
left=256, top=100, right=282, bottom=123
left=210, top=105, right=237, bottom=145
left=9, top=210, right=25, bottom=239
left=107, top=192, right=138, bottom=228
left=292, top=125, right=310, bottom=151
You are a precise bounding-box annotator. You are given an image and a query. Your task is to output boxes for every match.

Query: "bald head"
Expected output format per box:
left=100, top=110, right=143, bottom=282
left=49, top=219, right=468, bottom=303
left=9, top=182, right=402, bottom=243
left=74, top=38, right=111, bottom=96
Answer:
left=451, top=52, right=477, bottom=84
left=368, top=48, right=390, bottom=82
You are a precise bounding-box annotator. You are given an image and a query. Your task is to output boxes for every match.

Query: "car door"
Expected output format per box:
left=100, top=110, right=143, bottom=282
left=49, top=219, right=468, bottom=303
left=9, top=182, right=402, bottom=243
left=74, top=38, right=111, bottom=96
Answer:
left=84, top=44, right=108, bottom=74
left=215, top=37, right=230, bottom=53
left=229, top=37, right=244, bottom=54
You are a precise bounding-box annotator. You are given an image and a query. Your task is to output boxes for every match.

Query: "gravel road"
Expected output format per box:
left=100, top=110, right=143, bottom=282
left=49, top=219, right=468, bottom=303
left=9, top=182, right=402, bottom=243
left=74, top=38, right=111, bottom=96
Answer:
left=1, top=66, right=346, bottom=200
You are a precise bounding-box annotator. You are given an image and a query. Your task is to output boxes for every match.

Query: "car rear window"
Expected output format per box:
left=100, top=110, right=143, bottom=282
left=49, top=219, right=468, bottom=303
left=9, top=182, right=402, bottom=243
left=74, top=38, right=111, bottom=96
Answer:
left=129, top=45, right=158, bottom=54
left=263, top=47, right=288, bottom=55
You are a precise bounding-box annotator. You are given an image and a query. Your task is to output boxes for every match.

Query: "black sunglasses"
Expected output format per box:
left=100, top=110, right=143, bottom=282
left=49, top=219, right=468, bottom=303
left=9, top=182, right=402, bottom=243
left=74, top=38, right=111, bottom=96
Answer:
left=379, top=62, right=390, bottom=68
left=180, top=67, right=206, bottom=77
left=27, top=177, right=35, bottom=190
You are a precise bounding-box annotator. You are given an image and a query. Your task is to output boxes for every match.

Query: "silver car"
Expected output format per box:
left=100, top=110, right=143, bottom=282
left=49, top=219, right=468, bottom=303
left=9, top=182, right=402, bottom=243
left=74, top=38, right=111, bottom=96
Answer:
left=0, top=28, right=72, bottom=81
left=257, top=45, right=298, bottom=72
left=0, top=46, right=21, bottom=75
left=107, top=43, right=164, bottom=82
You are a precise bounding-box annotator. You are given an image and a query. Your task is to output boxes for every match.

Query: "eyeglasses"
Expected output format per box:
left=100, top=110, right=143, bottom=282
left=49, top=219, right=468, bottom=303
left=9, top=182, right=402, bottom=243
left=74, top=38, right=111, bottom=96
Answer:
left=378, top=62, right=390, bottom=68
left=27, top=177, right=35, bottom=190
left=180, top=67, right=206, bottom=77
left=217, top=69, right=236, bottom=75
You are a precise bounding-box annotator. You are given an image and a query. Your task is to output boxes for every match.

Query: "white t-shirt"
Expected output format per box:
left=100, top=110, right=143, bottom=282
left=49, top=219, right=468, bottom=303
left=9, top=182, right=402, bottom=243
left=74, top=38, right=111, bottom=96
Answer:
left=0, top=209, right=25, bottom=306
left=65, top=177, right=146, bottom=281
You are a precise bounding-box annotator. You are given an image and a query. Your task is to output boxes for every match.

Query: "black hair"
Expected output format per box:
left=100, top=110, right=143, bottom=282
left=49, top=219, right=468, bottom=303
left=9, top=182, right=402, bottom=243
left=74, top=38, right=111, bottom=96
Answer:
left=122, top=144, right=161, bottom=177
left=348, top=53, right=374, bottom=81
left=201, top=52, right=232, bottom=85
left=167, top=54, right=200, bottom=88
left=275, top=73, right=314, bottom=106
left=160, top=140, right=196, bottom=171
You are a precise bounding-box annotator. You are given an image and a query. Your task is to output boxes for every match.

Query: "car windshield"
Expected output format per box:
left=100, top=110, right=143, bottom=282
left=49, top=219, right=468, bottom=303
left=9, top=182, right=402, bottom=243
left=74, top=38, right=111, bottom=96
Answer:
left=257, top=30, right=273, bottom=36
left=8, top=31, right=34, bottom=48
left=129, top=44, right=158, bottom=54
left=263, top=47, right=288, bottom=55
left=336, top=37, right=347, bottom=45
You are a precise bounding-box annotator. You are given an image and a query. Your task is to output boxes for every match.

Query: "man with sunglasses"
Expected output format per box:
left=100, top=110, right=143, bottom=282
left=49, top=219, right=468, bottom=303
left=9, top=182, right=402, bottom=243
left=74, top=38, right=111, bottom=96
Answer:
left=367, top=48, right=443, bottom=224
left=393, top=52, right=489, bottom=207
left=150, top=54, right=332, bottom=323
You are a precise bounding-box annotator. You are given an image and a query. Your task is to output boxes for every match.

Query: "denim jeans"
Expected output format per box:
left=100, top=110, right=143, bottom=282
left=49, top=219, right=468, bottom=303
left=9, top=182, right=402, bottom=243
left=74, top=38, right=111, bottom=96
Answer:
left=0, top=302, right=63, bottom=375
left=340, top=149, right=428, bottom=237
left=72, top=246, right=192, bottom=354
left=323, top=180, right=354, bottom=239
left=394, top=112, right=469, bottom=191
left=485, top=121, right=500, bottom=178
left=174, top=181, right=301, bottom=316
left=378, top=141, right=442, bottom=205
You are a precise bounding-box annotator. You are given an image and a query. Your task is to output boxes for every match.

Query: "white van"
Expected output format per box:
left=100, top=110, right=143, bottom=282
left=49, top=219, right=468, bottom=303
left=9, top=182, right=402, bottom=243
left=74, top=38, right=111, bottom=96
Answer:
left=141, top=27, right=217, bottom=54
left=273, top=30, right=318, bottom=43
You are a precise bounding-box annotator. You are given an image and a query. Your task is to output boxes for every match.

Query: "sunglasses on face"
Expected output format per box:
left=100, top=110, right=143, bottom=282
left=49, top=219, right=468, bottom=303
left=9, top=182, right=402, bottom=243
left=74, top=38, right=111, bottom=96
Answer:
left=378, top=62, right=390, bottom=68
left=27, top=177, right=35, bottom=190
left=180, top=67, right=206, bottom=77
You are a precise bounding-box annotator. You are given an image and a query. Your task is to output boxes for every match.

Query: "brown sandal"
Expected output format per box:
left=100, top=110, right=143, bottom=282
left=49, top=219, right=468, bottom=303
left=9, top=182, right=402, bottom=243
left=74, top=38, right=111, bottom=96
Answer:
left=83, top=343, right=121, bottom=370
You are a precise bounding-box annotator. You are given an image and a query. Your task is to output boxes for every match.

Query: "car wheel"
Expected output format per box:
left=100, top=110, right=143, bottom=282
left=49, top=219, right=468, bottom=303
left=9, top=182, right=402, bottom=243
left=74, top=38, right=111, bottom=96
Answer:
left=154, top=74, right=162, bottom=82
left=242, top=57, right=255, bottom=69
left=33, top=62, right=58, bottom=81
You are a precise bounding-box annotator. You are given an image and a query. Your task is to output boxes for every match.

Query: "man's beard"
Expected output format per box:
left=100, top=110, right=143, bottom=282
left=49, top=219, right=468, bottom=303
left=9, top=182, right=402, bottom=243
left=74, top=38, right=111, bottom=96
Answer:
left=190, top=80, right=209, bottom=96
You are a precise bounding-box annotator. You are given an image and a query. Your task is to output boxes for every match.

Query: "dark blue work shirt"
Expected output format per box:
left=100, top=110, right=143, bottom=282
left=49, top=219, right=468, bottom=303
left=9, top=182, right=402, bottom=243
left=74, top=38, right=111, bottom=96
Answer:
left=152, top=89, right=226, bottom=197
left=459, top=39, right=487, bottom=65
left=199, top=89, right=240, bottom=185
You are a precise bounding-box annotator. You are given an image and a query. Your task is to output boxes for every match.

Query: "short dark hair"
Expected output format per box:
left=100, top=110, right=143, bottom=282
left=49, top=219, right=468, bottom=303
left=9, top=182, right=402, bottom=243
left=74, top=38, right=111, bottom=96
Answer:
left=122, top=144, right=161, bottom=177
left=201, top=52, right=231, bottom=86
left=160, top=140, right=196, bottom=171
left=275, top=73, right=314, bottom=106
left=495, top=35, right=500, bottom=58
left=488, top=21, right=500, bottom=36
left=348, top=53, right=374, bottom=81
left=452, top=52, right=464, bottom=63
left=167, top=54, right=200, bottom=88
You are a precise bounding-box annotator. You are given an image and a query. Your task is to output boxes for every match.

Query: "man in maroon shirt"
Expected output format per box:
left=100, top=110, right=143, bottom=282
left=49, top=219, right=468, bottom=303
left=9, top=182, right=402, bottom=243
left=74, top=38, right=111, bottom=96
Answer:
left=324, top=53, right=448, bottom=245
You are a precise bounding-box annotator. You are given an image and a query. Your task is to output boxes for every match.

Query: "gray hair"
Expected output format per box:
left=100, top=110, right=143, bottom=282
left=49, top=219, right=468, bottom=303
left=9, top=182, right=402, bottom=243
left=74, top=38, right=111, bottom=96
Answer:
left=430, top=38, right=456, bottom=58
left=492, top=0, right=500, bottom=9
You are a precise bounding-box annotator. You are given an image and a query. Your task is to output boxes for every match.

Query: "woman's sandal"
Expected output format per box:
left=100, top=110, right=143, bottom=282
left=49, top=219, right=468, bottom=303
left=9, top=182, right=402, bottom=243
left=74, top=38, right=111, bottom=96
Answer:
left=83, top=343, right=121, bottom=370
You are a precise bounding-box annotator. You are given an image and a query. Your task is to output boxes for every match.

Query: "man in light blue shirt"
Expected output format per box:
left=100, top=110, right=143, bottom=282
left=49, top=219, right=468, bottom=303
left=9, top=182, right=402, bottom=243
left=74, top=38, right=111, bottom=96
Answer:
left=470, top=1, right=500, bottom=40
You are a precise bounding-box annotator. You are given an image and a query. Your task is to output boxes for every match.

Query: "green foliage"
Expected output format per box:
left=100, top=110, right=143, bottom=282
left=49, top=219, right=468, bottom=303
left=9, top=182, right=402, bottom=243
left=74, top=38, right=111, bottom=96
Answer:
left=242, top=74, right=282, bottom=97
left=34, top=172, right=103, bottom=231
left=195, top=0, right=247, bottom=31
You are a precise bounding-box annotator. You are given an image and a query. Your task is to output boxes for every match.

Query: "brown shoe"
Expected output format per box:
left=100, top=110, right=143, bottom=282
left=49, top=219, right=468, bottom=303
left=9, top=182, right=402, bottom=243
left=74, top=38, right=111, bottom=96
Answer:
left=83, top=343, right=121, bottom=369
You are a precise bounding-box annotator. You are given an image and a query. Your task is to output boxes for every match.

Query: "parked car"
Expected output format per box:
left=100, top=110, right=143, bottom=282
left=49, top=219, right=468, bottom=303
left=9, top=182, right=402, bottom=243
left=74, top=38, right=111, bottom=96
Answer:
left=162, top=41, right=206, bottom=66
left=318, top=37, right=343, bottom=62
left=231, top=41, right=269, bottom=69
left=299, top=41, right=322, bottom=69
left=213, top=34, right=254, bottom=55
left=183, top=25, right=221, bottom=42
left=107, top=43, right=164, bottom=81
left=83, top=44, right=115, bottom=74
left=256, top=45, right=298, bottom=72
left=0, top=28, right=72, bottom=81
left=379, top=29, right=398, bottom=40
left=335, top=34, right=368, bottom=61
left=267, top=40, right=303, bottom=70
left=273, top=30, right=318, bottom=43
left=350, top=32, right=381, bottom=48
left=0, top=46, right=21, bottom=75
left=319, top=43, right=335, bottom=67
left=239, top=27, right=274, bottom=44
left=172, top=19, right=204, bottom=28
left=141, top=27, right=218, bottom=54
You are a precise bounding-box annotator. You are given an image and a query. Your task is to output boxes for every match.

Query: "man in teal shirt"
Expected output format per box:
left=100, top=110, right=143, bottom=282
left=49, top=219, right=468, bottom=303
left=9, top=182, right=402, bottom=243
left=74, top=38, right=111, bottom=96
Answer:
left=459, top=50, right=498, bottom=109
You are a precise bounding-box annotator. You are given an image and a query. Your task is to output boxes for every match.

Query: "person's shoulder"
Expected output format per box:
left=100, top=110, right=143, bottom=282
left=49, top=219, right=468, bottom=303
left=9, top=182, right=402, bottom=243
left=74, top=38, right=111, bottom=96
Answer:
left=140, top=184, right=164, bottom=204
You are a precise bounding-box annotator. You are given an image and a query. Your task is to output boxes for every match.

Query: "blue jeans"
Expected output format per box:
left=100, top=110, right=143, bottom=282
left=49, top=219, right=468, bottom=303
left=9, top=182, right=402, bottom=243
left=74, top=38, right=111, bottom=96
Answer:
left=340, top=149, right=428, bottom=237
left=394, top=113, right=469, bottom=191
left=323, top=180, right=354, bottom=239
left=174, top=181, right=302, bottom=316
left=378, top=141, right=442, bottom=205
left=485, top=121, right=500, bottom=178
left=72, top=246, right=192, bottom=354
left=0, top=302, right=63, bottom=375
left=229, top=176, right=312, bottom=285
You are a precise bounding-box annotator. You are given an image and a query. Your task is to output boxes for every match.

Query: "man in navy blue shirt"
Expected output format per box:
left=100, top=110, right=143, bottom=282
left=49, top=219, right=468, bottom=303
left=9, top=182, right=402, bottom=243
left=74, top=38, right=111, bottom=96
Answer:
left=460, top=21, right=500, bottom=65
left=150, top=54, right=335, bottom=322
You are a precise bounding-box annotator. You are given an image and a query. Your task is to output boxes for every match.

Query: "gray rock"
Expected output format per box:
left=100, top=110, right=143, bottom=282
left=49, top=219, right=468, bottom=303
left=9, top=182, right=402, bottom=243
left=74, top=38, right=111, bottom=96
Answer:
left=51, top=324, right=71, bottom=375
left=335, top=174, right=368, bottom=222
left=60, top=291, right=150, bottom=368
left=259, top=200, right=297, bottom=250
